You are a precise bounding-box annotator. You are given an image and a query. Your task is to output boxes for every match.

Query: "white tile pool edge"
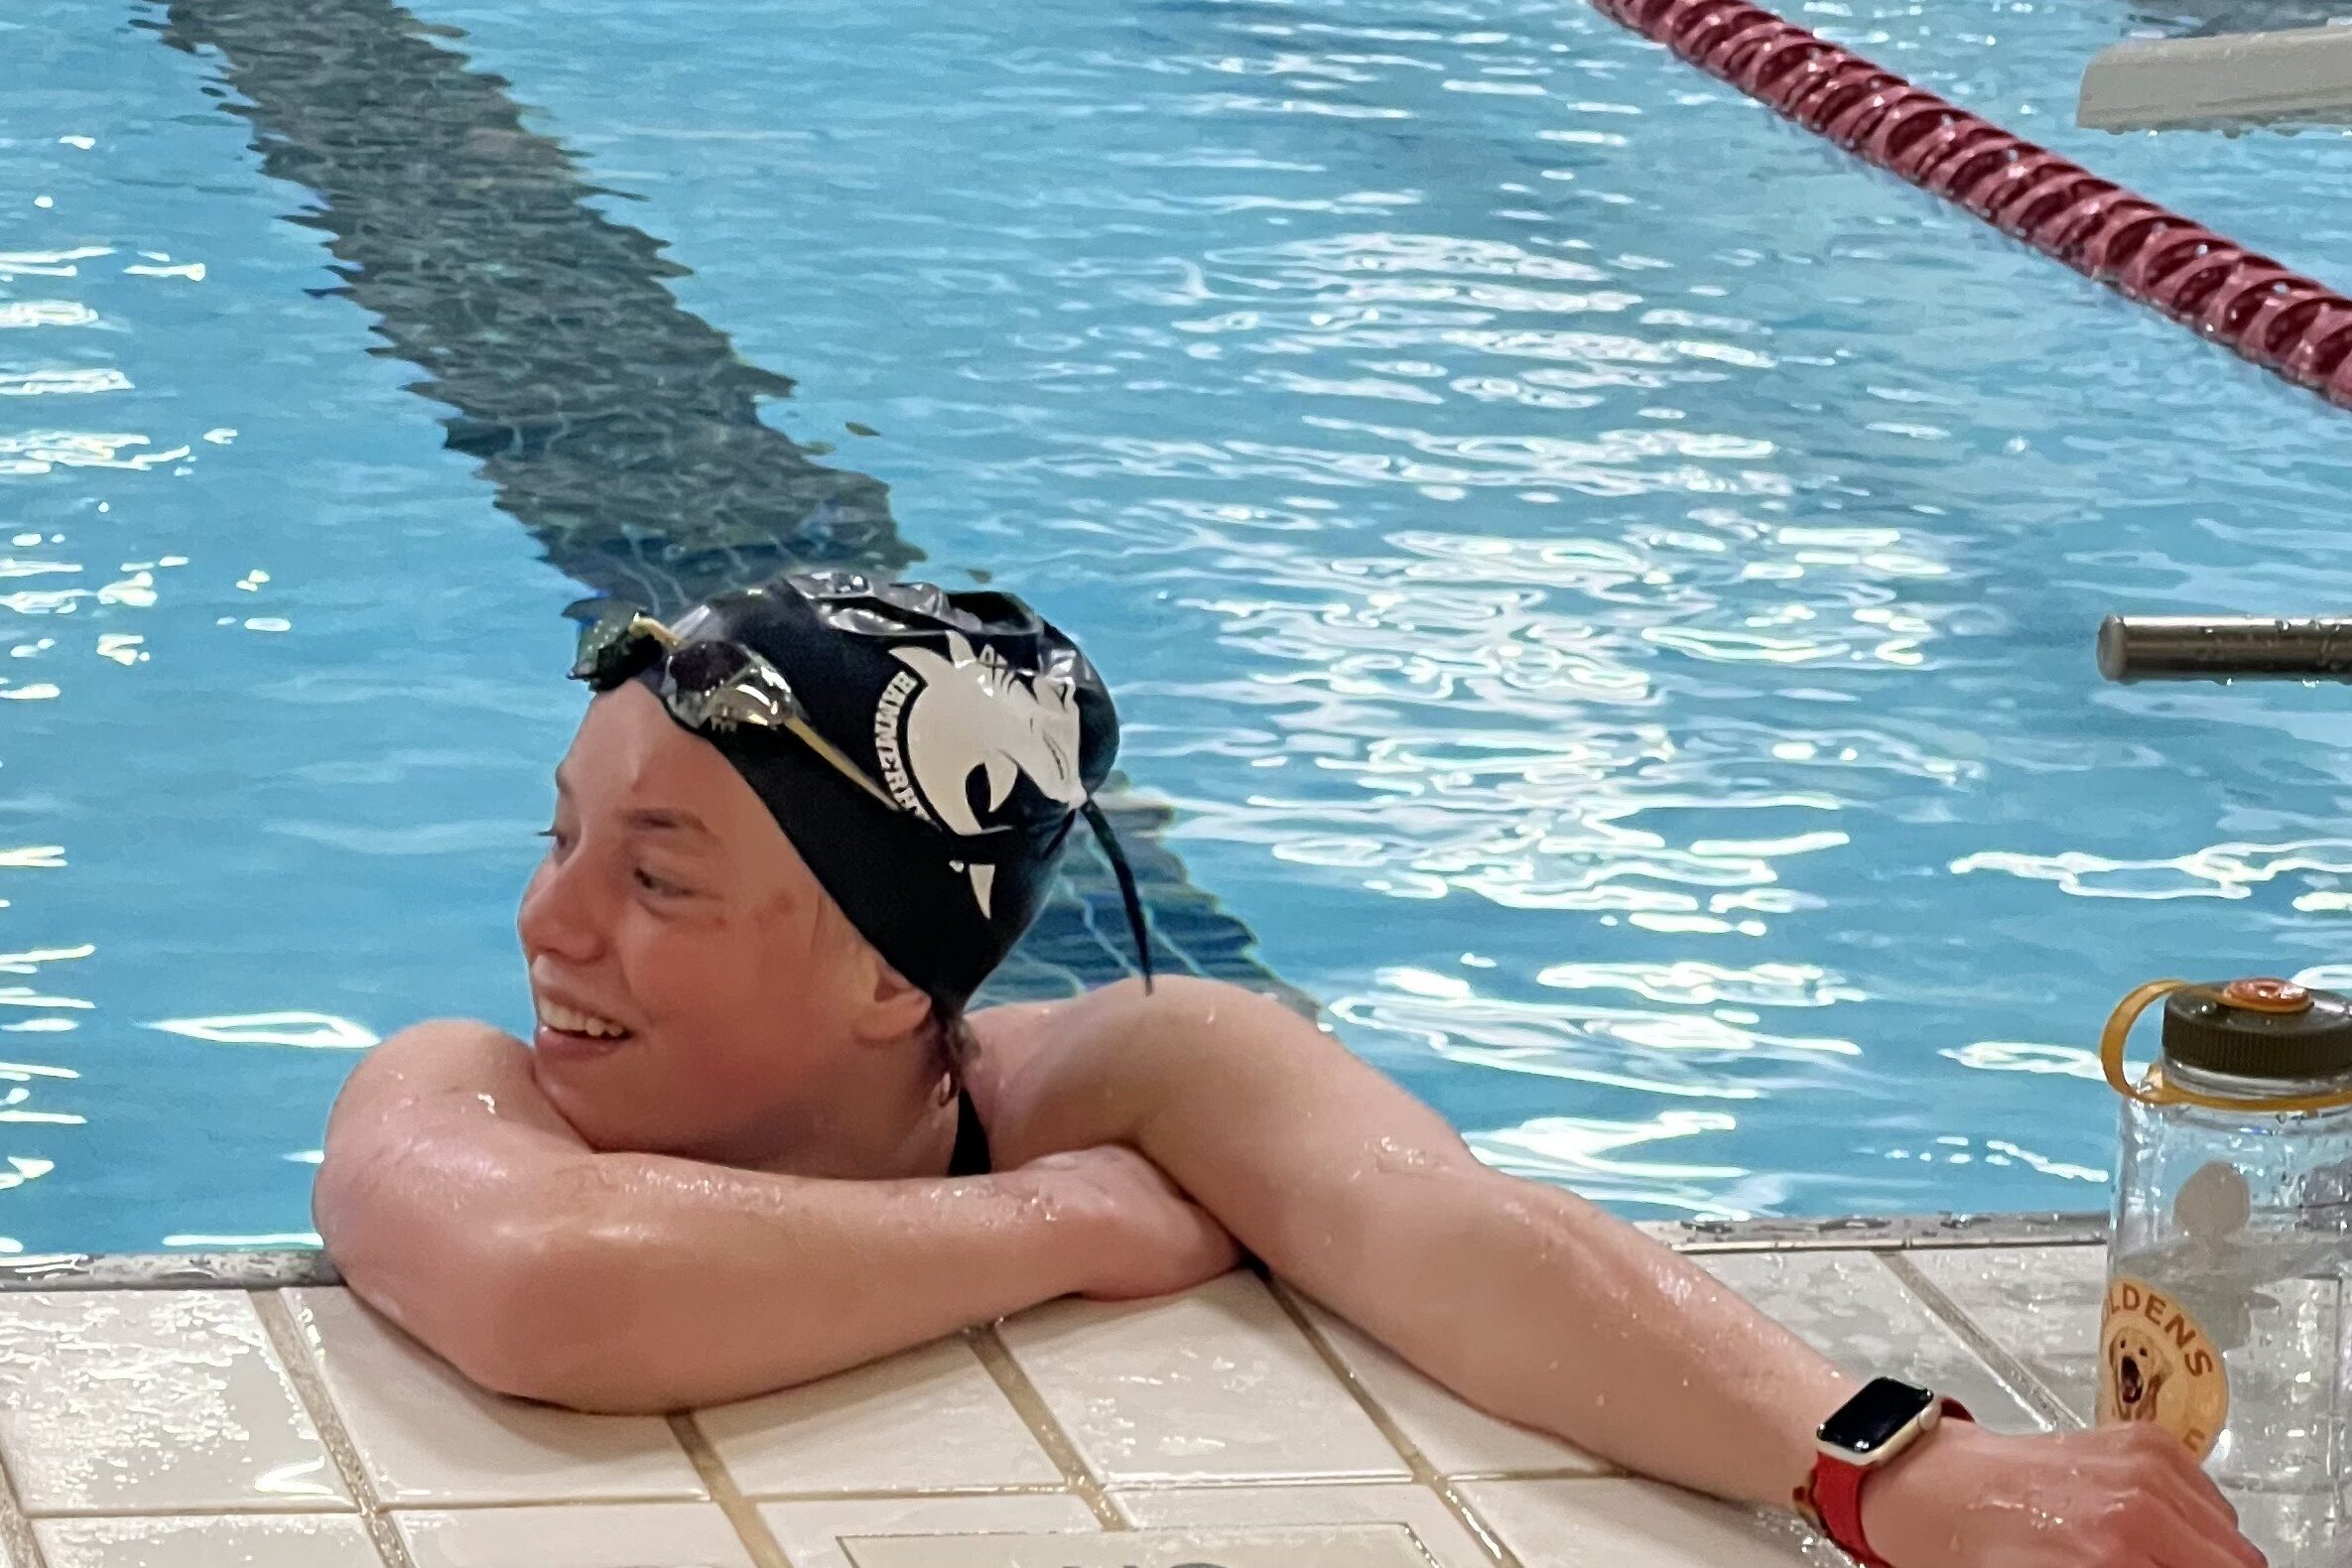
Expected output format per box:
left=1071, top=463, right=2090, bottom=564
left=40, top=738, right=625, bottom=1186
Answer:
left=0, top=1212, right=2109, bottom=1293
left=0, top=1238, right=2112, bottom=1568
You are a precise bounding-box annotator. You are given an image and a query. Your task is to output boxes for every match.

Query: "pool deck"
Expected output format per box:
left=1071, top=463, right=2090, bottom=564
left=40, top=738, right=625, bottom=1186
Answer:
left=0, top=1214, right=2109, bottom=1568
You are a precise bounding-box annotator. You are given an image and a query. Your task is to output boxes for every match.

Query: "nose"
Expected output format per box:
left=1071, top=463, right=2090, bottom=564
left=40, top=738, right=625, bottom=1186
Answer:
left=516, top=846, right=607, bottom=969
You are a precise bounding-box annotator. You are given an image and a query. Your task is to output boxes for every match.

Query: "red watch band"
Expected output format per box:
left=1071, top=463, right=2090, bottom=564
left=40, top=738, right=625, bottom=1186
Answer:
left=1805, top=1398, right=1973, bottom=1568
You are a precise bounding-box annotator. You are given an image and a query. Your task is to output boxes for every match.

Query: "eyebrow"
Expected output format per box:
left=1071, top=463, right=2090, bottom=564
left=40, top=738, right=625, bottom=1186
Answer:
left=552, top=770, right=717, bottom=843
left=622, top=807, right=716, bottom=842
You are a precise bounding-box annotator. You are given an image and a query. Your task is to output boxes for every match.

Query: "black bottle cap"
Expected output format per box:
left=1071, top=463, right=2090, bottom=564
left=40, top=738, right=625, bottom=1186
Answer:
left=2162, top=979, right=2352, bottom=1083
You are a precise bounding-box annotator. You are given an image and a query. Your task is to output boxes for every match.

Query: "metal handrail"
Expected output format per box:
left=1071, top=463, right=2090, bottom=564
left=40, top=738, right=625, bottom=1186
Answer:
left=2096, top=615, right=2352, bottom=683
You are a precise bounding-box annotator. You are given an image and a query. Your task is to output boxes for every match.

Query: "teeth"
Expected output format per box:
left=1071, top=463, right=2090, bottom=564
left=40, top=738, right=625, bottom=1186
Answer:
left=539, top=999, right=631, bottom=1040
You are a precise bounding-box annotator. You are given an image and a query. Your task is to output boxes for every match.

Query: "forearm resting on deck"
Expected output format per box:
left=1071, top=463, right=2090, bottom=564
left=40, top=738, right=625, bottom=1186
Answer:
left=331, top=1150, right=1093, bottom=1413
left=1038, top=980, right=1856, bottom=1514
left=612, top=1163, right=1093, bottom=1411
left=315, top=1026, right=1094, bottom=1414
left=1308, top=1169, right=1853, bottom=1509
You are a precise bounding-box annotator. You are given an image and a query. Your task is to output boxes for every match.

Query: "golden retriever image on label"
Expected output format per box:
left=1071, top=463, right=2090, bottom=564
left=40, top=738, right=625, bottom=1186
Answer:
left=2098, top=1275, right=2230, bottom=1458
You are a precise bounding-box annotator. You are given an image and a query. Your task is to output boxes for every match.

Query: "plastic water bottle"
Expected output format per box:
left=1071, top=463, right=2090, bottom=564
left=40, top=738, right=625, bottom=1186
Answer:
left=2102, top=977, right=2352, bottom=1565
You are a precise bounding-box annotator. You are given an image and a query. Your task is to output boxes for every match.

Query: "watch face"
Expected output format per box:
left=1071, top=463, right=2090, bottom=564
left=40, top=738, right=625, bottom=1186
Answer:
left=1818, top=1378, right=1937, bottom=1457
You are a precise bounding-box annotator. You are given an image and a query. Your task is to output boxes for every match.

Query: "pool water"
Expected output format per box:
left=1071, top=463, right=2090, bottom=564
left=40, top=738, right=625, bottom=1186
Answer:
left=5, top=0, right=2351, bottom=1251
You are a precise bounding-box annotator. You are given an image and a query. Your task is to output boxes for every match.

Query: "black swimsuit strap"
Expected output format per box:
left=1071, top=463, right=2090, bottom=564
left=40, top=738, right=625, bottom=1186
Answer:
left=947, top=1087, right=992, bottom=1177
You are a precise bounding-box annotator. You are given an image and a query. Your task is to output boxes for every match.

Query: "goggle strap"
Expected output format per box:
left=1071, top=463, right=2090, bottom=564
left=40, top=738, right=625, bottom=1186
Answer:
left=782, top=715, right=904, bottom=814
left=1080, top=797, right=1155, bottom=992
left=566, top=599, right=675, bottom=691
left=630, top=613, right=685, bottom=650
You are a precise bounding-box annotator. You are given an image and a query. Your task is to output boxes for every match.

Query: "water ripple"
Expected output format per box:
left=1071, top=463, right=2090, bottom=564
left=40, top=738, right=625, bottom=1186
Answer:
left=0, top=369, right=132, bottom=398
left=0, top=302, right=99, bottom=329
left=1951, top=840, right=2352, bottom=900
left=148, top=1014, right=379, bottom=1051
left=1465, top=1112, right=1772, bottom=1221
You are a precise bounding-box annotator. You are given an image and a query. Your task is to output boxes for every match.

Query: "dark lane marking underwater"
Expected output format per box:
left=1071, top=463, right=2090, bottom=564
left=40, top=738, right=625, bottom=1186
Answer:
left=148, top=0, right=905, bottom=609
left=147, top=0, right=1303, bottom=1007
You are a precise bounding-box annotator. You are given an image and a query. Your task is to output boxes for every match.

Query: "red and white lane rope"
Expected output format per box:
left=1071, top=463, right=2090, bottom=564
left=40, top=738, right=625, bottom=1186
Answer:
left=1591, top=0, right=2352, bottom=409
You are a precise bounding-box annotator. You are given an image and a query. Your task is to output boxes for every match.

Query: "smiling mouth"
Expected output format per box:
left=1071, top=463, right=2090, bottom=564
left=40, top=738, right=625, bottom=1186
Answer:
left=536, top=997, right=635, bottom=1042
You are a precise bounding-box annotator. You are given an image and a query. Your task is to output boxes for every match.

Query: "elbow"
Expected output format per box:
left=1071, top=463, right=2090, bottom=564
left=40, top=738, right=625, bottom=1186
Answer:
left=464, top=1352, right=679, bottom=1418
left=320, top=1179, right=679, bottom=1415
left=445, top=1216, right=830, bottom=1416
left=458, top=1232, right=870, bottom=1414
left=440, top=1226, right=685, bottom=1416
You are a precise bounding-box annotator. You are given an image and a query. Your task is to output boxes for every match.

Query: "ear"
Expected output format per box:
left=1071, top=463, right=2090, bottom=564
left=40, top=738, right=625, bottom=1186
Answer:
left=853, top=952, right=937, bottom=1044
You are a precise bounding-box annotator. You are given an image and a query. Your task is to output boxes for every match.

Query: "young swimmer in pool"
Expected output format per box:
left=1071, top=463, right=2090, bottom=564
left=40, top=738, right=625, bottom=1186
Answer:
left=318, top=572, right=2265, bottom=1568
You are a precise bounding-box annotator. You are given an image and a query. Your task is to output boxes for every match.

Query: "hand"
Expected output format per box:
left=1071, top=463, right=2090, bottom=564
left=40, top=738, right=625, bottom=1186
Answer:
left=1022, top=1144, right=1241, bottom=1301
left=1861, top=1419, right=2269, bottom=1568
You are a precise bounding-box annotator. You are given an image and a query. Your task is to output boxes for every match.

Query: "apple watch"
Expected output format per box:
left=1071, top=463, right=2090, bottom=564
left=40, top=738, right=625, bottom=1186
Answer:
left=1797, top=1377, right=1974, bottom=1568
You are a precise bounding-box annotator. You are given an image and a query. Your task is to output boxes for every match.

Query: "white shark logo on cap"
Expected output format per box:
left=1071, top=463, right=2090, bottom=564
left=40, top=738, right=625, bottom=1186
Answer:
left=880, top=630, right=1085, bottom=917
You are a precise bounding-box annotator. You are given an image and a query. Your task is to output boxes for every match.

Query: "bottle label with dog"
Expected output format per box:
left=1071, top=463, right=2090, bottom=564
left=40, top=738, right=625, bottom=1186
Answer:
left=2097, top=1274, right=2229, bottom=1457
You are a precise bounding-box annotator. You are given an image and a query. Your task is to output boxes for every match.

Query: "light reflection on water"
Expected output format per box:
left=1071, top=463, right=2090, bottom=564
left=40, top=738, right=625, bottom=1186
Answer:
left=5, top=0, right=2352, bottom=1245
left=803, top=0, right=2350, bottom=1219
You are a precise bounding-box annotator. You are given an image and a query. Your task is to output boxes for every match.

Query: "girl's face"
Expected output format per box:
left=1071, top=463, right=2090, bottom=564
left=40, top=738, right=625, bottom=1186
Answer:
left=516, top=682, right=928, bottom=1165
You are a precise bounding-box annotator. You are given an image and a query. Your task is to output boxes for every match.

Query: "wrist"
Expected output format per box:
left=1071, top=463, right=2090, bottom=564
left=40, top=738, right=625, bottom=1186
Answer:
left=1854, top=1417, right=1995, bottom=1567
left=1001, top=1163, right=1113, bottom=1298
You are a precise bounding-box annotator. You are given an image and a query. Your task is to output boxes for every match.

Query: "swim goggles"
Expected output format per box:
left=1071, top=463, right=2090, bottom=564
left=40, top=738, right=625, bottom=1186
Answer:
left=566, top=596, right=906, bottom=816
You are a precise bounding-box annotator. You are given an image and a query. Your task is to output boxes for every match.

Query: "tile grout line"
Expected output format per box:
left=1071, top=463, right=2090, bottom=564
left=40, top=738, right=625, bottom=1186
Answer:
left=0, top=1419, right=49, bottom=1568
left=248, top=1289, right=420, bottom=1568
left=19, top=1498, right=666, bottom=1522
left=1874, top=1253, right=2082, bottom=1431
left=2, top=1225, right=2114, bottom=1293
left=1264, top=1277, right=1528, bottom=1568
left=656, top=1485, right=1081, bottom=1504
left=967, top=1327, right=1125, bottom=1528
left=668, top=1414, right=798, bottom=1568
left=1406, top=1469, right=1626, bottom=1485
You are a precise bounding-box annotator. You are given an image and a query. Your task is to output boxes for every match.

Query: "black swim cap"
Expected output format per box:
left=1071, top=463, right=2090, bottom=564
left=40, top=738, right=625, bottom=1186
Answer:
left=567, top=570, right=1149, bottom=1012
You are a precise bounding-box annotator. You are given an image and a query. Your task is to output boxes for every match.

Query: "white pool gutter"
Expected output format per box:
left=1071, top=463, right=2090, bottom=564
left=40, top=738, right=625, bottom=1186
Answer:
left=2080, top=20, right=2352, bottom=131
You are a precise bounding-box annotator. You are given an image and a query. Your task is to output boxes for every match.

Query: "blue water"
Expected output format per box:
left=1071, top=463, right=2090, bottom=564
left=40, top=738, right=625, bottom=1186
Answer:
left=5, top=0, right=2352, bottom=1251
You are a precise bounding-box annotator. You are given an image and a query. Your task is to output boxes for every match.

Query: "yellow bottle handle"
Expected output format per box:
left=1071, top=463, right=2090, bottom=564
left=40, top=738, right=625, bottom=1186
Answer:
left=2102, top=980, right=2188, bottom=1107
left=2102, top=979, right=2352, bottom=1113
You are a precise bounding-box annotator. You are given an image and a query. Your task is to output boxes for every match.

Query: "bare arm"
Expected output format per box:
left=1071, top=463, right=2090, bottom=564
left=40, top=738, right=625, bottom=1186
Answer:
left=315, top=1019, right=1125, bottom=1413
left=987, top=979, right=2264, bottom=1568
left=987, top=979, right=1845, bottom=1507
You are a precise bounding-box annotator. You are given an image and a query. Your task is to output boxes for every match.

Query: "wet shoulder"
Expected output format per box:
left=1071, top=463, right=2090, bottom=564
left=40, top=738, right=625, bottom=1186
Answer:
left=961, top=981, right=1179, bottom=1161
left=330, top=1017, right=574, bottom=1144
left=961, top=998, right=1066, bottom=1123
